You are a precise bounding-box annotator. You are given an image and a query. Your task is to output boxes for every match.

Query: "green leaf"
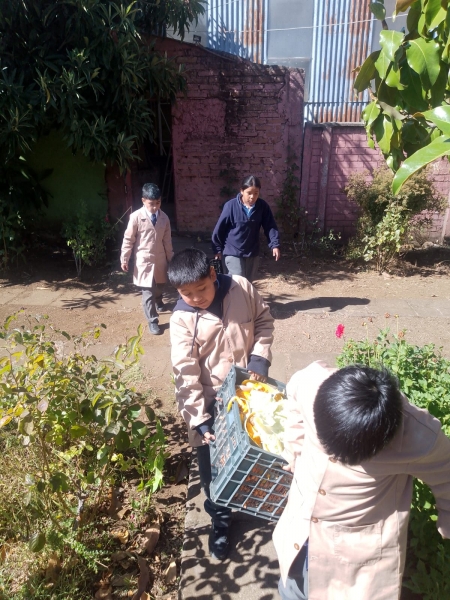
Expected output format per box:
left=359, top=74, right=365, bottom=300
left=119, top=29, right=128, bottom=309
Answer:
left=29, top=531, right=46, bottom=553
left=424, top=0, right=446, bottom=29
left=362, top=101, right=381, bottom=128
left=115, top=430, right=130, bottom=451
left=393, top=135, right=450, bottom=194
left=19, top=413, right=34, bottom=436
left=386, top=64, right=406, bottom=90
left=127, top=404, right=141, bottom=420
left=49, top=472, right=69, bottom=493
left=70, top=425, right=89, bottom=439
left=399, top=65, right=428, bottom=111
left=375, top=50, right=391, bottom=80
left=104, top=422, right=121, bottom=439
left=419, top=105, right=450, bottom=136
left=379, top=30, right=404, bottom=62
left=354, top=51, right=380, bottom=93
left=132, top=420, right=147, bottom=437
left=370, top=1, right=386, bottom=20
left=406, top=38, right=441, bottom=89
left=374, top=115, right=394, bottom=155
left=61, top=331, right=71, bottom=340
left=145, top=406, right=155, bottom=422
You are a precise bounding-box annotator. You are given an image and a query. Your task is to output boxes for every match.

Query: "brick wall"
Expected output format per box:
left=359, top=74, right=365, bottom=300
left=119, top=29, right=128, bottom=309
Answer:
left=300, top=123, right=450, bottom=241
left=154, top=38, right=304, bottom=232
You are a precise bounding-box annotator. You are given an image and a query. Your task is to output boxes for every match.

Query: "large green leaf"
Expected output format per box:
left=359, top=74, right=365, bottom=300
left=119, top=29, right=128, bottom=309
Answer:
left=380, top=30, right=405, bottom=62
left=419, top=105, right=450, bottom=136
left=354, top=51, right=380, bottom=93
left=399, top=65, right=428, bottom=111
left=370, top=1, right=386, bottom=20
left=406, top=38, right=441, bottom=88
left=424, top=0, right=446, bottom=29
left=374, top=115, right=395, bottom=154
left=29, top=532, right=46, bottom=553
left=362, top=101, right=381, bottom=128
left=394, top=0, right=417, bottom=14
left=392, top=135, right=450, bottom=194
left=386, top=63, right=406, bottom=90
left=375, top=51, right=392, bottom=80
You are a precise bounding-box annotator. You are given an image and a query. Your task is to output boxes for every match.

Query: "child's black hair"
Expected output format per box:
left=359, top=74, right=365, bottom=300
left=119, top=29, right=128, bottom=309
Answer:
left=168, top=248, right=211, bottom=288
left=313, top=365, right=403, bottom=465
left=142, top=183, right=161, bottom=200
left=241, top=175, right=261, bottom=190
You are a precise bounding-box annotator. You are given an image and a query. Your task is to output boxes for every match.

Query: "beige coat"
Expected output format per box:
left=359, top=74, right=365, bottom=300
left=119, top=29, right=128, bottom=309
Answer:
left=120, top=208, right=173, bottom=287
left=170, top=275, right=274, bottom=447
left=273, top=361, right=450, bottom=600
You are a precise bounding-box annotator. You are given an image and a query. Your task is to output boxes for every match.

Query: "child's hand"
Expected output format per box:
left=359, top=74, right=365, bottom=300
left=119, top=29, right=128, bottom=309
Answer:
left=202, top=431, right=216, bottom=445
left=248, top=371, right=267, bottom=383
left=273, top=247, right=281, bottom=261
left=121, top=262, right=128, bottom=272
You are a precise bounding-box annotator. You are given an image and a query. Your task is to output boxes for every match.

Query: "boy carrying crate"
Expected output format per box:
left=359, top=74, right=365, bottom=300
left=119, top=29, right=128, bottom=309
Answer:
left=167, top=248, right=274, bottom=560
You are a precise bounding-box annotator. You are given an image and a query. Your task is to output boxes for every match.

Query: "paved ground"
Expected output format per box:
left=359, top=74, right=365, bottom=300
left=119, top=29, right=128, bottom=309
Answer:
left=0, top=238, right=447, bottom=600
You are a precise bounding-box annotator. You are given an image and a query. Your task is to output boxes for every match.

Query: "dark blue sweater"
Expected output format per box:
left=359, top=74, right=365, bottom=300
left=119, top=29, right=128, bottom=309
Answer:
left=211, top=194, right=280, bottom=258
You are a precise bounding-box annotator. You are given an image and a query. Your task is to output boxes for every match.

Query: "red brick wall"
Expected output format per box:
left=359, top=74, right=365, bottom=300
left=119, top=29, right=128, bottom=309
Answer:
left=300, top=123, right=450, bottom=241
left=154, top=38, right=304, bottom=232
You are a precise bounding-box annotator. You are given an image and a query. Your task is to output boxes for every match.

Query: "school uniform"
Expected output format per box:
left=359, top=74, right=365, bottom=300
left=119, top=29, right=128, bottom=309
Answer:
left=120, top=207, right=173, bottom=324
left=274, top=361, right=450, bottom=600
left=170, top=274, right=274, bottom=526
left=211, top=194, right=280, bottom=282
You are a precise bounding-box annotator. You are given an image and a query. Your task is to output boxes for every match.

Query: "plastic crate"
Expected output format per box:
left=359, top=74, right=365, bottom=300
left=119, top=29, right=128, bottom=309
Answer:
left=210, top=366, right=293, bottom=521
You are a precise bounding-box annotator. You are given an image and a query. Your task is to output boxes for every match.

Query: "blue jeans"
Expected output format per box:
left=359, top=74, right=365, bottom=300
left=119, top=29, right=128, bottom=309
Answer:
left=196, top=444, right=232, bottom=529
left=278, top=541, right=309, bottom=600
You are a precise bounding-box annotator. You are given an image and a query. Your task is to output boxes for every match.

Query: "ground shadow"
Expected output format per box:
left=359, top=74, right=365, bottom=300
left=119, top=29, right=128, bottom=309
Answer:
left=268, top=296, right=370, bottom=320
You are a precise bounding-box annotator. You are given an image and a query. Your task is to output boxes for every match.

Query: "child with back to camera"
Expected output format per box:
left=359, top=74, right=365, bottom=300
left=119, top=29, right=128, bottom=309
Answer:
left=168, top=248, right=274, bottom=560
left=274, top=361, right=450, bottom=600
left=120, top=183, right=173, bottom=335
left=211, top=175, right=281, bottom=283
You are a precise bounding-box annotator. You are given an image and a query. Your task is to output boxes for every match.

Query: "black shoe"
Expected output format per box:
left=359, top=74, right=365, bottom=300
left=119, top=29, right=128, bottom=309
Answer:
left=208, top=525, right=230, bottom=561
left=149, top=323, right=161, bottom=335
left=156, top=301, right=169, bottom=313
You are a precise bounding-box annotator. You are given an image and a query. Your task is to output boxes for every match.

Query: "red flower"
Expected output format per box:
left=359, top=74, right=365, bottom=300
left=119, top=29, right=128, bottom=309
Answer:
left=335, top=324, right=345, bottom=339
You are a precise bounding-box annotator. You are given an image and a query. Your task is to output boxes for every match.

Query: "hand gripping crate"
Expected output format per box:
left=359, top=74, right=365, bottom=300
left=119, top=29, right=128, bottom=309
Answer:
left=210, top=365, right=293, bottom=521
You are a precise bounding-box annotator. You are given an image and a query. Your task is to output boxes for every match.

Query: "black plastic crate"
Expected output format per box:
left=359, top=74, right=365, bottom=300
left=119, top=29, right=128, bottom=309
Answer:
left=210, top=366, right=293, bottom=521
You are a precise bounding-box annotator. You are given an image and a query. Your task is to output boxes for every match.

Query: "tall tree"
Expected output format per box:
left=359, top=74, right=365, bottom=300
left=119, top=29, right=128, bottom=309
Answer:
left=0, top=0, right=204, bottom=172
left=355, top=0, right=450, bottom=193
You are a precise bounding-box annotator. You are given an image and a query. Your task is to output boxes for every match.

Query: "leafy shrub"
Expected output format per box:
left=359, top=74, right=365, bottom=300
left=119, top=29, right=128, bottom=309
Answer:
left=337, top=327, right=450, bottom=599
left=345, top=167, right=446, bottom=271
left=0, top=313, right=165, bottom=563
left=62, top=202, right=118, bottom=276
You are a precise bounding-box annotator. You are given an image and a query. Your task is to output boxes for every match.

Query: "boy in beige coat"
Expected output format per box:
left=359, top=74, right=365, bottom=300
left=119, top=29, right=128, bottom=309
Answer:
left=168, top=248, right=274, bottom=560
left=274, top=361, right=450, bottom=600
left=120, top=183, right=174, bottom=335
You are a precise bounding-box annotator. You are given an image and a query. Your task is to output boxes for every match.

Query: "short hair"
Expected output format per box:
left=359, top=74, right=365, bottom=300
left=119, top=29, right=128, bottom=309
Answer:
left=241, top=175, right=261, bottom=190
left=313, top=365, right=403, bottom=465
left=168, top=248, right=211, bottom=288
left=142, top=183, right=161, bottom=200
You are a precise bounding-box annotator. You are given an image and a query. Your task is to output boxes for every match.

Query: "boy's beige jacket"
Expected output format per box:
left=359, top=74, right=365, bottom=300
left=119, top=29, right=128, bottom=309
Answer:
left=120, top=207, right=173, bottom=287
left=170, top=275, right=274, bottom=447
left=273, top=361, right=450, bottom=600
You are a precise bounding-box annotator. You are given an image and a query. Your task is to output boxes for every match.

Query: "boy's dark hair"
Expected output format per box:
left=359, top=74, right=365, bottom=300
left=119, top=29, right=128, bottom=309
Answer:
left=313, top=365, right=403, bottom=465
left=241, top=175, right=261, bottom=190
left=168, top=248, right=211, bottom=288
left=142, top=183, right=161, bottom=200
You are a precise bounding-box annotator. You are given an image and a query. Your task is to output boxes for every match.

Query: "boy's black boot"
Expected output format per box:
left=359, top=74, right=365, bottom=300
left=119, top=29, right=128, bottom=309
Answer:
left=208, top=525, right=230, bottom=560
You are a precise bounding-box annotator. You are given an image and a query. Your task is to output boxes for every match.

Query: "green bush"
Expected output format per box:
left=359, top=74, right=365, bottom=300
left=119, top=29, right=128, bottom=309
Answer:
left=0, top=312, right=165, bottom=597
left=337, top=327, right=450, bottom=599
left=62, top=202, right=118, bottom=276
left=345, top=167, right=446, bottom=272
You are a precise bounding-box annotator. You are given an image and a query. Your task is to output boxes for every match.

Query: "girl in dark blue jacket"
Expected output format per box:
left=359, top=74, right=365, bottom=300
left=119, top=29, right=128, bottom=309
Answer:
left=211, top=175, right=281, bottom=283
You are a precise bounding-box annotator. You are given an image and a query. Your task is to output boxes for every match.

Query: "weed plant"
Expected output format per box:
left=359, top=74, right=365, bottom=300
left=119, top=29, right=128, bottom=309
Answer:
left=337, top=325, right=450, bottom=599
left=0, top=313, right=165, bottom=599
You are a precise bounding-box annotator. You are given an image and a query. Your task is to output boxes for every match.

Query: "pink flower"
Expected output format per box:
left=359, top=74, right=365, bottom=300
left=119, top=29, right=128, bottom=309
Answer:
left=335, top=324, right=345, bottom=339
left=105, top=215, right=110, bottom=222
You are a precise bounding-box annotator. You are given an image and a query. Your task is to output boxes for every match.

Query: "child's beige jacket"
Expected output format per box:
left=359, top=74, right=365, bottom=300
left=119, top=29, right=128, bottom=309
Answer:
left=120, top=207, right=173, bottom=287
left=170, top=275, right=274, bottom=447
left=273, top=361, right=450, bottom=600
